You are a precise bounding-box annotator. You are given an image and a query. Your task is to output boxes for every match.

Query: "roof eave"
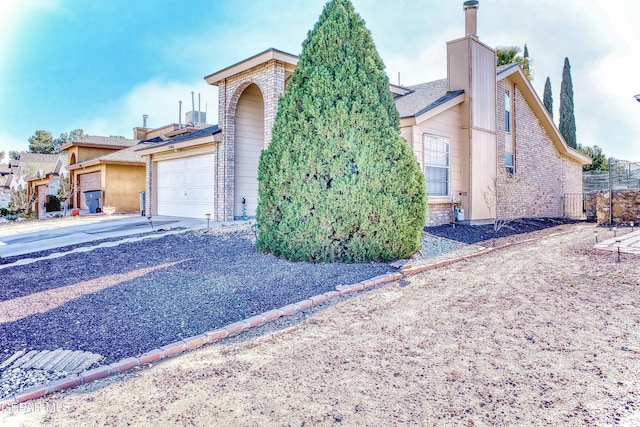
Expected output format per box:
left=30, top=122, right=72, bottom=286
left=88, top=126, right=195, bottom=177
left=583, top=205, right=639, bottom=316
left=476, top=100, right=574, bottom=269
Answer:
left=205, top=48, right=299, bottom=86
left=136, top=133, right=222, bottom=156
left=61, top=142, right=135, bottom=150
left=414, top=92, right=465, bottom=123
left=499, top=67, right=592, bottom=165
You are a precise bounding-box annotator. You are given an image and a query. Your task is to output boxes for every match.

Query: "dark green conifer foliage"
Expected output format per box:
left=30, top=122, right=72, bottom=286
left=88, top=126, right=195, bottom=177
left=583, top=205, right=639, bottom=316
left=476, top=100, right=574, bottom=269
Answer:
left=559, top=57, right=577, bottom=148
left=256, top=0, right=427, bottom=263
left=543, top=76, right=553, bottom=119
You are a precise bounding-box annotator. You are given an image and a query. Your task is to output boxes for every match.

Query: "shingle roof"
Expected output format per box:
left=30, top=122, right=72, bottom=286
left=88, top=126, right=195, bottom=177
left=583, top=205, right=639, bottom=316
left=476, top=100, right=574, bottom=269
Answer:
left=93, top=145, right=146, bottom=164
left=18, top=153, right=61, bottom=163
left=497, top=63, right=519, bottom=76
left=137, top=125, right=221, bottom=151
left=394, top=79, right=464, bottom=119
left=61, top=136, right=137, bottom=150
left=13, top=153, right=65, bottom=177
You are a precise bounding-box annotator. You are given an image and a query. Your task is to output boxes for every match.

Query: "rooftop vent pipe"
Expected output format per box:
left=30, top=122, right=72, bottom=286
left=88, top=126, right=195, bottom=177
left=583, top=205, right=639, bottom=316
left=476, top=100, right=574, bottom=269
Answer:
left=463, top=0, right=479, bottom=37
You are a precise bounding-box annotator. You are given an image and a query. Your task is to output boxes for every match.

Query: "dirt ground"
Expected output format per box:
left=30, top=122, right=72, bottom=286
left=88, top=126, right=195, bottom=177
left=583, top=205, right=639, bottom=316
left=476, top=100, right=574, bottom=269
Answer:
left=2, top=223, right=640, bottom=426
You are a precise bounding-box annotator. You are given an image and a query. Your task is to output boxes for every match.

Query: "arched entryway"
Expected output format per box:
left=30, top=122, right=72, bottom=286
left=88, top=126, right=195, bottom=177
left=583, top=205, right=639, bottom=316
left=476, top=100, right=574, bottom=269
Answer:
left=234, top=83, right=265, bottom=219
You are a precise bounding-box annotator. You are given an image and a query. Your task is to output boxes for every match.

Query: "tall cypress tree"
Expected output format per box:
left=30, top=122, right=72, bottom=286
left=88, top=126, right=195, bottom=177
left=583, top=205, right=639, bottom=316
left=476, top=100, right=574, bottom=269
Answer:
left=257, top=0, right=427, bottom=263
left=543, top=76, right=553, bottom=119
left=559, top=57, right=577, bottom=148
left=523, top=44, right=531, bottom=79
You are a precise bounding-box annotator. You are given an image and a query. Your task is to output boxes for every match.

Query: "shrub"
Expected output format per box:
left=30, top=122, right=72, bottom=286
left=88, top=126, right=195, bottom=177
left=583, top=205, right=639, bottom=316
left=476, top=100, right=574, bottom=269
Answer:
left=256, top=0, right=427, bottom=263
left=45, top=194, right=61, bottom=212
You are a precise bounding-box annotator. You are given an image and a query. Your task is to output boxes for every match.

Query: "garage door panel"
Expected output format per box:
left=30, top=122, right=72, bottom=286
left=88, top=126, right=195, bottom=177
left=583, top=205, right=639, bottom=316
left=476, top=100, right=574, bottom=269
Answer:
left=156, top=154, right=215, bottom=218
left=78, top=171, right=101, bottom=210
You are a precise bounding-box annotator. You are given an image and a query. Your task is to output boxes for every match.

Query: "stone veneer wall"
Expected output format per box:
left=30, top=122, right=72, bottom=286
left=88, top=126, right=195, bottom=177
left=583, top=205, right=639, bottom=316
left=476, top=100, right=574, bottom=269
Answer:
left=584, top=190, right=640, bottom=225
left=495, top=81, right=582, bottom=219
left=215, top=60, right=287, bottom=221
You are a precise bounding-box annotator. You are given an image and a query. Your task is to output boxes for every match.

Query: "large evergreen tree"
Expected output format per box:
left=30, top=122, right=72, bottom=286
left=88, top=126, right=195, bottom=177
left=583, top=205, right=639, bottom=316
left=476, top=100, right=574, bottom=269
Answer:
left=257, top=0, right=427, bottom=263
left=28, top=130, right=56, bottom=154
left=543, top=76, right=553, bottom=119
left=54, top=128, right=88, bottom=152
left=522, top=44, right=531, bottom=79
left=559, top=57, right=577, bottom=148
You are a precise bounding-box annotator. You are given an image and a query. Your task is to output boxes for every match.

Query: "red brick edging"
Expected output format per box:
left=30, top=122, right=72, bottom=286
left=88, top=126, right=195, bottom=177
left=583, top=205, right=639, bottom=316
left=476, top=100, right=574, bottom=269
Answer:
left=0, top=227, right=580, bottom=411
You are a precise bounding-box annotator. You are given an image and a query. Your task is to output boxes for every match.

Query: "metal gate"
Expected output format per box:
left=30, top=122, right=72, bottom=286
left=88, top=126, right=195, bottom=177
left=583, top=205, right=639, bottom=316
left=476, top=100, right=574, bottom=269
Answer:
left=563, top=193, right=586, bottom=219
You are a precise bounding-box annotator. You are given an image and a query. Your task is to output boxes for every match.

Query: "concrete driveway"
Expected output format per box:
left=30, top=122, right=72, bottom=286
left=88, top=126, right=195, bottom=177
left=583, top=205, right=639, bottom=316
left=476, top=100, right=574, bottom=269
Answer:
left=0, top=215, right=224, bottom=258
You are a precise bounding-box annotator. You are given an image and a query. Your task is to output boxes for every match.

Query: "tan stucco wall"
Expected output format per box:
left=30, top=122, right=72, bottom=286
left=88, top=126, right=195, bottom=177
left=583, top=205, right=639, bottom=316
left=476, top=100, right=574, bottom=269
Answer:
left=72, top=164, right=144, bottom=212
left=404, top=106, right=465, bottom=226
left=70, top=147, right=120, bottom=164
left=104, top=164, right=146, bottom=212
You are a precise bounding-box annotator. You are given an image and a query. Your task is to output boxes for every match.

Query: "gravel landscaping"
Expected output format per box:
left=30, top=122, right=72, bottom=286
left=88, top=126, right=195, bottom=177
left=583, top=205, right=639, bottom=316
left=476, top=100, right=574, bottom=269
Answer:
left=3, top=221, right=639, bottom=425
left=425, top=217, right=582, bottom=245
left=0, top=229, right=398, bottom=373
left=0, top=218, right=581, bottom=401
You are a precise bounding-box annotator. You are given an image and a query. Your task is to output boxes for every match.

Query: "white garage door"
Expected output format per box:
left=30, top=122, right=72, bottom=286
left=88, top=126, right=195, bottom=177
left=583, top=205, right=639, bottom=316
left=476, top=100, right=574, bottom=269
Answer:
left=156, top=154, right=215, bottom=218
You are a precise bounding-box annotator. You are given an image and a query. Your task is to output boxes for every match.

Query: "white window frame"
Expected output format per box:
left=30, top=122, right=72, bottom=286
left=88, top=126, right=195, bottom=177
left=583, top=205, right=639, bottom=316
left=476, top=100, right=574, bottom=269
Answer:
left=424, top=134, right=450, bottom=197
left=505, top=152, right=515, bottom=179
left=504, top=89, right=511, bottom=133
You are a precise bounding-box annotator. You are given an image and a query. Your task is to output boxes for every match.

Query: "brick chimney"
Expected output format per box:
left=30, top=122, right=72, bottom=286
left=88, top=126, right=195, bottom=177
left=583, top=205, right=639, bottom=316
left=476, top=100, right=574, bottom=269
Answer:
left=464, top=0, right=479, bottom=37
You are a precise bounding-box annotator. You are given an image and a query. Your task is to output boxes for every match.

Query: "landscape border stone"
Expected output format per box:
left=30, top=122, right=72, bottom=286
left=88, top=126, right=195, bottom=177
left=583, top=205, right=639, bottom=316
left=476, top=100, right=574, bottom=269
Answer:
left=0, top=226, right=584, bottom=410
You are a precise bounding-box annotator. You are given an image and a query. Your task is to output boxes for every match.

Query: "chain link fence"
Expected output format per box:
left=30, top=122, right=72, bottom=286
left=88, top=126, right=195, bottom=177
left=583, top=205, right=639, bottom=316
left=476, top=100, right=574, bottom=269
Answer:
left=583, top=160, right=640, bottom=192
left=580, top=159, right=640, bottom=225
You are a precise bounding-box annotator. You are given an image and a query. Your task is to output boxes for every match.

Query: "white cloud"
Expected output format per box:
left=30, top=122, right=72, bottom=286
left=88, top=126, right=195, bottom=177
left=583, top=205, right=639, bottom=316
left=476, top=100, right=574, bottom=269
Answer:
left=0, top=0, right=61, bottom=64
left=0, top=130, right=29, bottom=156
left=77, top=79, right=219, bottom=139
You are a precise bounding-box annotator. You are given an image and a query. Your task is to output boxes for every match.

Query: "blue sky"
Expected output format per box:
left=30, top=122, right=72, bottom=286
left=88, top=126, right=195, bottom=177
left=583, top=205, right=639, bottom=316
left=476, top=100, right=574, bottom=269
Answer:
left=1, top=0, right=638, bottom=161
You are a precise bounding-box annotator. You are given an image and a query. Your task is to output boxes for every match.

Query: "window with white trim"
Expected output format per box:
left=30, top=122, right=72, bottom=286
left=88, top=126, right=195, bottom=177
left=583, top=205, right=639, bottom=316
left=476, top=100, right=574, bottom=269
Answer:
left=504, top=89, right=511, bottom=133
left=505, top=153, right=514, bottom=178
left=505, top=87, right=515, bottom=178
left=424, top=134, right=450, bottom=197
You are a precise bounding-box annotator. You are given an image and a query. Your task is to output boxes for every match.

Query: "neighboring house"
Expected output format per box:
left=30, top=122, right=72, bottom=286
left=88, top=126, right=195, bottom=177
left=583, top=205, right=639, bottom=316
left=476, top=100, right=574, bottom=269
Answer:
left=138, top=1, right=590, bottom=224
left=7, top=175, right=29, bottom=212
left=3, top=153, right=62, bottom=215
left=62, top=136, right=145, bottom=213
left=25, top=157, right=68, bottom=218
left=10, top=153, right=61, bottom=178
left=0, top=175, right=13, bottom=209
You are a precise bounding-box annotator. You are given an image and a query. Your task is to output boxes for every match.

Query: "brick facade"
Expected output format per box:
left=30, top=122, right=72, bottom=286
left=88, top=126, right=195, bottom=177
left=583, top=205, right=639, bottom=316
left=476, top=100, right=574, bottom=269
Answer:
left=215, top=60, right=287, bottom=221
left=427, top=203, right=453, bottom=226
left=495, top=80, right=582, bottom=220
left=145, top=156, right=152, bottom=216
